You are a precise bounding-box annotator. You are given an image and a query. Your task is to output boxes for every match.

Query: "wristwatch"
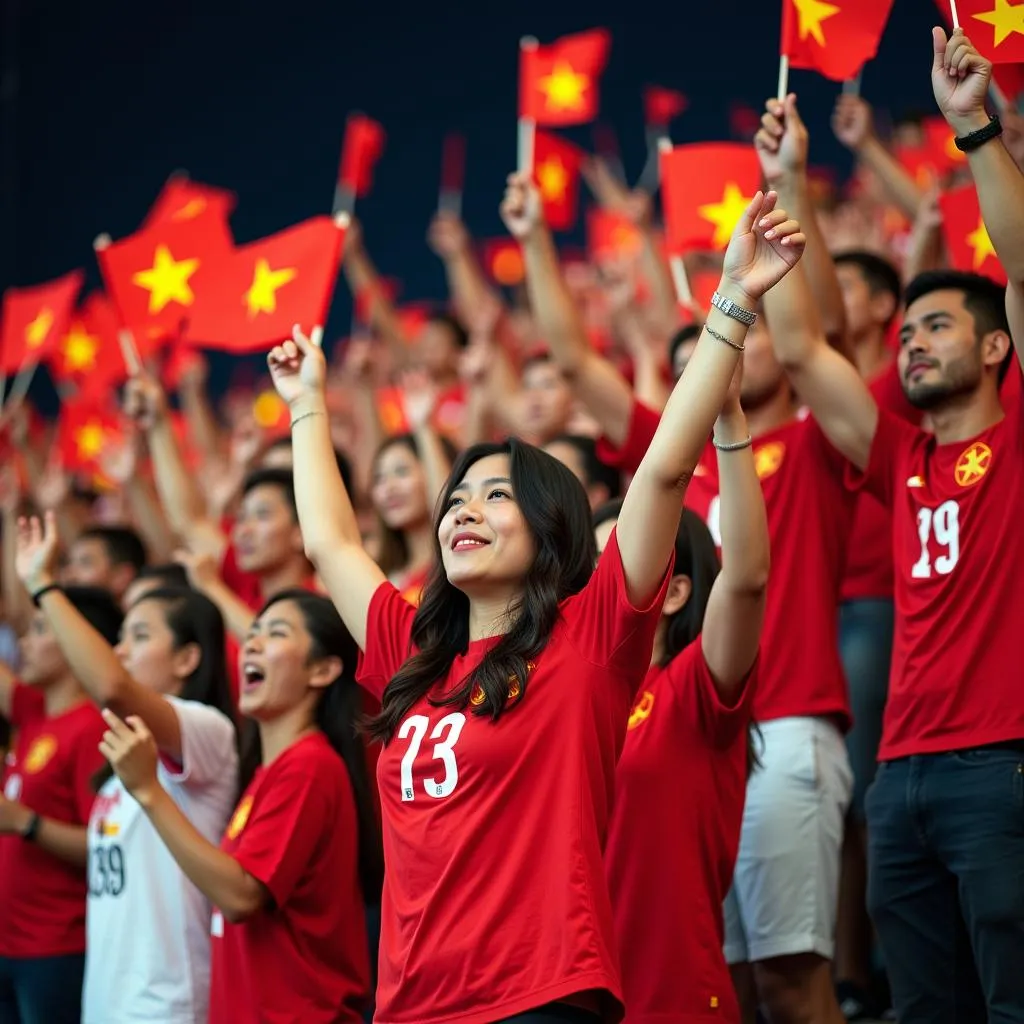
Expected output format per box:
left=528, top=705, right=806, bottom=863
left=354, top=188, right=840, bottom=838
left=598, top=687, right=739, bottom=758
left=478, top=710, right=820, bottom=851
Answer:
left=711, top=290, right=757, bottom=326
left=21, top=812, right=40, bottom=843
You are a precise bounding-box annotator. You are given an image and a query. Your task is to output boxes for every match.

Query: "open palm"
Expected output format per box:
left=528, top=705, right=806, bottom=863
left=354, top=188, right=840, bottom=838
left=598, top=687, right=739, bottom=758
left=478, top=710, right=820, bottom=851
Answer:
left=722, top=191, right=805, bottom=303
left=15, top=513, right=59, bottom=592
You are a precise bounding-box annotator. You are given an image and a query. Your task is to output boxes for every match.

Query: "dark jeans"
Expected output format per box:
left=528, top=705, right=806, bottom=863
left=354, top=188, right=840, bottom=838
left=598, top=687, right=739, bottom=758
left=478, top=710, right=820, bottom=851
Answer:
left=866, top=748, right=1024, bottom=1023
left=500, top=1007, right=601, bottom=1023
left=0, top=953, right=84, bottom=1024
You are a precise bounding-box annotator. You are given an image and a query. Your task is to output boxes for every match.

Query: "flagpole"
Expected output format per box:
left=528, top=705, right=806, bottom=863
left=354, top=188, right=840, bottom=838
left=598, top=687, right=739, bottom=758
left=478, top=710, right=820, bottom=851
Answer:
left=438, top=133, right=465, bottom=218
left=332, top=183, right=356, bottom=219
left=7, top=359, right=38, bottom=408
left=518, top=37, right=539, bottom=175
left=656, top=137, right=693, bottom=306
left=637, top=125, right=665, bottom=195
left=117, top=329, right=143, bottom=378
left=843, top=70, right=863, bottom=97
left=949, top=0, right=960, bottom=29
left=777, top=54, right=790, bottom=102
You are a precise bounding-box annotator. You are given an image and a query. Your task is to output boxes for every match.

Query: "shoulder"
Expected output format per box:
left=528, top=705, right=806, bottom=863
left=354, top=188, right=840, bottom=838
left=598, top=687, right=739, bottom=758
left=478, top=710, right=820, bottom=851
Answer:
left=165, top=695, right=235, bottom=740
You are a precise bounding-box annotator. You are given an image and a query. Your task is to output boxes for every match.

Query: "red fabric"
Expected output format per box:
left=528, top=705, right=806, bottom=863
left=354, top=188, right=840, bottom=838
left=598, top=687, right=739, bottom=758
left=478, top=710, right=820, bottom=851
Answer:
left=357, top=529, right=671, bottom=1024
left=518, top=29, right=610, bottom=126
left=49, top=292, right=133, bottom=398
left=144, top=178, right=237, bottom=230
left=598, top=401, right=853, bottom=727
left=935, top=0, right=1024, bottom=63
left=607, top=641, right=756, bottom=1024
left=480, top=239, right=525, bottom=286
left=55, top=395, right=127, bottom=474
left=586, top=209, right=643, bottom=263
left=781, top=0, right=894, bottom=81
left=642, top=85, right=687, bottom=126
left=338, top=115, right=386, bottom=198
left=209, top=733, right=369, bottom=1023
left=439, top=132, right=466, bottom=194
left=0, top=687, right=104, bottom=956
left=848, top=396, right=1024, bottom=758
left=0, top=270, right=83, bottom=374
left=432, top=382, right=467, bottom=439
left=533, top=130, right=585, bottom=232
left=939, top=185, right=1007, bottom=285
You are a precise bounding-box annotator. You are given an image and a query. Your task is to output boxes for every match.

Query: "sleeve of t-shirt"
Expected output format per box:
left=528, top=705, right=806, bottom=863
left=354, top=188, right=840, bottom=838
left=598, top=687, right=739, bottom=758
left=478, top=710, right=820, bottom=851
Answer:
left=72, top=714, right=106, bottom=823
left=232, top=750, right=342, bottom=909
left=562, top=527, right=673, bottom=673
left=845, top=407, right=922, bottom=508
left=356, top=583, right=418, bottom=701
left=594, top=399, right=661, bottom=477
left=162, top=698, right=238, bottom=789
left=9, top=683, right=45, bottom=729
left=670, top=638, right=757, bottom=750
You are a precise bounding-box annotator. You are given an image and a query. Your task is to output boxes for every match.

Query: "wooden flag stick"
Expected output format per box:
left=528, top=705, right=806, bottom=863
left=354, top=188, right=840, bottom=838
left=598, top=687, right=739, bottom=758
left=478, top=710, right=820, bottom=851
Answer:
left=843, top=70, right=863, bottom=97
left=332, top=182, right=356, bottom=219
left=656, top=137, right=694, bottom=306
left=518, top=37, right=539, bottom=174
left=949, top=0, right=960, bottom=29
left=118, top=330, right=143, bottom=378
left=7, top=360, right=38, bottom=409
left=777, top=54, right=790, bottom=102
left=637, top=126, right=665, bottom=195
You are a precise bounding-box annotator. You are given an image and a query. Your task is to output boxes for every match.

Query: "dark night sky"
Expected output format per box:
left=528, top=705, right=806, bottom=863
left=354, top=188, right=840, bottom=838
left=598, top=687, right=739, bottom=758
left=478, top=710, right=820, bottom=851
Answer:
left=3, top=0, right=946, bottom=389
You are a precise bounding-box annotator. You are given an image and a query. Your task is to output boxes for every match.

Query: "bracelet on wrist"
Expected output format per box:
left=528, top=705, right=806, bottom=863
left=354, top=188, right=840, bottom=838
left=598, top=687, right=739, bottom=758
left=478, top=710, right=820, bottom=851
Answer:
left=704, top=324, right=746, bottom=353
left=21, top=812, right=41, bottom=843
left=713, top=435, right=753, bottom=452
left=31, top=583, right=61, bottom=608
left=290, top=409, right=326, bottom=430
left=954, top=115, right=1002, bottom=153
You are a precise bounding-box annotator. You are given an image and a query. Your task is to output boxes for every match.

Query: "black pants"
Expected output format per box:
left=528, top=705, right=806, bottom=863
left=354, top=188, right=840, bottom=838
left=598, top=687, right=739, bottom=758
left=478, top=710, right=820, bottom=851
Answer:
left=500, top=1005, right=601, bottom=1023
left=0, top=953, right=85, bottom=1024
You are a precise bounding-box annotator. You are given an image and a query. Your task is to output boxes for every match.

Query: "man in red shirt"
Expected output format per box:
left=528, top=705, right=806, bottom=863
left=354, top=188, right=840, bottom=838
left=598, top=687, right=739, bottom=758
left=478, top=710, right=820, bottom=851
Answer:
left=62, top=525, right=147, bottom=607
left=765, top=29, right=1024, bottom=1022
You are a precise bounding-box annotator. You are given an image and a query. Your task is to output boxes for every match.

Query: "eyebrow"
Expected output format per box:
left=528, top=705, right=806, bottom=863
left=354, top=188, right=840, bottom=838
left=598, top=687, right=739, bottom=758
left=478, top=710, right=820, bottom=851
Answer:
left=263, top=618, right=294, bottom=632
left=450, top=476, right=513, bottom=492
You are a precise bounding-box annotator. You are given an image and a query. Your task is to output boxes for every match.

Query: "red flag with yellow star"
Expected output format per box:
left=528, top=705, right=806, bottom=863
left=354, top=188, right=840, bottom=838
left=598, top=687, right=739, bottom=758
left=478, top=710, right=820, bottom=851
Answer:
left=49, top=293, right=120, bottom=391
left=56, top=394, right=126, bottom=473
left=939, top=185, right=1007, bottom=284
left=993, top=61, right=1024, bottom=101
left=519, top=29, right=610, bottom=127
left=896, top=116, right=967, bottom=188
left=533, top=129, right=584, bottom=231
left=781, top=0, right=895, bottom=81
left=586, top=209, right=643, bottom=263
left=339, top=114, right=386, bottom=198
left=481, top=240, right=525, bottom=286
left=660, top=143, right=762, bottom=254
left=144, top=177, right=236, bottom=230
left=98, top=213, right=232, bottom=342
left=188, top=216, right=345, bottom=352
left=0, top=270, right=83, bottom=374
left=936, top=0, right=1024, bottom=63
left=643, top=86, right=688, bottom=128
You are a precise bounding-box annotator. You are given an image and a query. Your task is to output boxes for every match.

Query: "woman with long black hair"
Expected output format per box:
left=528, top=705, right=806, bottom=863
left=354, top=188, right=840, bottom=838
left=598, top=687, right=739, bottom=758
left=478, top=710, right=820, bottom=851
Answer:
left=268, top=179, right=805, bottom=1024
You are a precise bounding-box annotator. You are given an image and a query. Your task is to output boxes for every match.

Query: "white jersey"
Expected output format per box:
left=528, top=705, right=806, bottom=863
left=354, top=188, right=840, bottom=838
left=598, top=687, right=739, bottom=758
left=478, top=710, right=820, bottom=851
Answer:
left=82, top=697, right=238, bottom=1024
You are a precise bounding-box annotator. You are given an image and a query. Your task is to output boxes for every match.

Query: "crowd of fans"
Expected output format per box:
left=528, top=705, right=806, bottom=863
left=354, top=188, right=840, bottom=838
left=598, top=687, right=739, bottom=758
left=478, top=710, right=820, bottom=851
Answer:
left=1, top=24, right=1022, bottom=1024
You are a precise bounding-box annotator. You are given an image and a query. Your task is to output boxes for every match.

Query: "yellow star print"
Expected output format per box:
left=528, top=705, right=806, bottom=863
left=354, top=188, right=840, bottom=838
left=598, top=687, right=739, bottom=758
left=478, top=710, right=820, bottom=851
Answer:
left=972, top=0, right=1024, bottom=47
left=966, top=217, right=997, bottom=270
left=132, top=245, right=200, bottom=313
left=25, top=308, right=54, bottom=348
left=792, top=0, right=841, bottom=46
left=244, top=259, right=297, bottom=319
left=75, top=421, right=106, bottom=460
left=61, top=323, right=99, bottom=372
left=536, top=157, right=569, bottom=201
left=698, top=182, right=755, bottom=249
left=538, top=61, right=588, bottom=112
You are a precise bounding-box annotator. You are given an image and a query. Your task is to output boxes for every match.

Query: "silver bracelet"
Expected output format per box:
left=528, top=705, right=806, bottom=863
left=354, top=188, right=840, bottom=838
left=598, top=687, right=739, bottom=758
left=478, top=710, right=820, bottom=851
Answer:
left=711, top=290, right=758, bottom=326
left=705, top=324, right=746, bottom=352
left=290, top=409, right=326, bottom=429
left=713, top=435, right=753, bottom=451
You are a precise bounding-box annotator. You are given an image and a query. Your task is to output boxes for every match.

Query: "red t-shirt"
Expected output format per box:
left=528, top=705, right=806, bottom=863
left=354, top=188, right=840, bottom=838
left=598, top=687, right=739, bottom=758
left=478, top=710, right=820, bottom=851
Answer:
left=841, top=365, right=923, bottom=602
left=598, top=402, right=853, bottom=727
left=208, top=732, right=369, bottom=1024
left=358, top=529, right=671, bottom=1024
left=848, top=395, right=1024, bottom=758
left=0, top=686, right=105, bottom=957
left=606, top=640, right=756, bottom=1024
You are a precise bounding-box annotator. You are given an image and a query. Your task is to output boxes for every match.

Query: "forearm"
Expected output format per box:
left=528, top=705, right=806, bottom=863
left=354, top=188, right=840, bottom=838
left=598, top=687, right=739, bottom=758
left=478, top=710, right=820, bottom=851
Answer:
left=627, top=345, right=669, bottom=412
left=2, top=509, right=31, bottom=634
left=123, top=478, right=176, bottom=564
left=444, top=249, right=500, bottom=324
left=179, top=382, right=225, bottom=468
left=764, top=255, right=830, bottom=370
left=194, top=575, right=257, bottom=643
left=147, top=418, right=211, bottom=539
left=411, top=424, right=451, bottom=510
left=350, top=388, right=386, bottom=499
left=23, top=812, right=89, bottom=868
left=639, top=230, right=679, bottom=331
left=903, top=217, right=947, bottom=284
left=856, top=136, right=924, bottom=221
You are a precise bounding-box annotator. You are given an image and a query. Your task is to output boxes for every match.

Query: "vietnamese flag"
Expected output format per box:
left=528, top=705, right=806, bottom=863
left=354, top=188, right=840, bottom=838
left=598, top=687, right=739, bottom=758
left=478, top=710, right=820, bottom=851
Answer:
left=339, top=114, right=386, bottom=198
left=188, top=216, right=345, bottom=353
left=481, top=240, right=525, bottom=286
left=660, top=143, right=762, bottom=253
left=936, top=0, right=1024, bottom=63
left=993, top=62, right=1024, bottom=102
left=144, top=176, right=236, bottom=230
left=49, top=292, right=125, bottom=395
left=56, top=394, right=126, bottom=473
left=533, top=129, right=585, bottom=231
left=643, top=85, right=687, bottom=127
left=519, top=29, right=610, bottom=127
left=396, top=303, right=432, bottom=343
left=586, top=209, right=643, bottom=263
left=1, top=270, right=83, bottom=374
left=781, top=0, right=895, bottom=81
left=939, top=185, right=1007, bottom=284
left=376, top=386, right=409, bottom=435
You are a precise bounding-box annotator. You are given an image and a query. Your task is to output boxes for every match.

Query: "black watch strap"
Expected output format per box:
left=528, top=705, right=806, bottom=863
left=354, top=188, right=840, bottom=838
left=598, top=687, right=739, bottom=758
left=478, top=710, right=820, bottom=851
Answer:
left=21, top=812, right=41, bottom=843
left=954, top=116, right=1003, bottom=153
left=31, top=583, right=61, bottom=608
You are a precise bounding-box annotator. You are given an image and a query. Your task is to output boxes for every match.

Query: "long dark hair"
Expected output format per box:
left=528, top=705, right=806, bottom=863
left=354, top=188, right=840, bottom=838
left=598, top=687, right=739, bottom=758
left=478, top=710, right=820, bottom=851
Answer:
left=239, top=590, right=384, bottom=903
left=369, top=439, right=596, bottom=743
left=94, top=586, right=236, bottom=791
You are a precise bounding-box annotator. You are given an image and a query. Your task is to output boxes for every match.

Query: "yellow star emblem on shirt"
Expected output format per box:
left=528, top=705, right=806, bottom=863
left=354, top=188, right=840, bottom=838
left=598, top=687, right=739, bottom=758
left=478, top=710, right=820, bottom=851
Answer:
left=627, top=690, right=655, bottom=731
left=538, top=61, right=589, bottom=112
left=966, top=217, right=997, bottom=270
left=972, top=0, right=1024, bottom=47
left=954, top=441, right=992, bottom=487
left=61, top=322, right=100, bottom=372
left=132, top=245, right=200, bottom=313
left=536, top=156, right=569, bottom=202
left=698, top=182, right=755, bottom=249
left=75, top=421, right=107, bottom=460
left=244, top=259, right=297, bottom=319
left=792, top=0, right=841, bottom=46
left=25, top=308, right=54, bottom=348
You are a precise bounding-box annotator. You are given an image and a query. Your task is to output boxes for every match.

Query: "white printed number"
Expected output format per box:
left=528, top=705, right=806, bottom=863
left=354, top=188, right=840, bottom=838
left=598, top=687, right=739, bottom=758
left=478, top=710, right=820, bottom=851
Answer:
left=911, top=500, right=960, bottom=579
left=398, top=712, right=466, bottom=802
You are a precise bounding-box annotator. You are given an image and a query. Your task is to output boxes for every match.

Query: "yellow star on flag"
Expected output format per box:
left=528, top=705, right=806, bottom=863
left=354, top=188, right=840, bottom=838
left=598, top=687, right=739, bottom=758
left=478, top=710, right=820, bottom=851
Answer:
left=75, top=421, right=106, bottom=460
left=61, top=323, right=100, bottom=372
left=536, top=157, right=569, bottom=201
left=698, top=182, right=755, bottom=249
left=25, top=308, right=54, bottom=348
left=538, top=61, right=589, bottom=112
left=132, top=245, right=200, bottom=313
left=966, top=217, right=997, bottom=270
left=244, top=259, right=298, bottom=319
left=171, top=198, right=207, bottom=221
left=972, top=0, right=1024, bottom=47
left=792, top=0, right=841, bottom=46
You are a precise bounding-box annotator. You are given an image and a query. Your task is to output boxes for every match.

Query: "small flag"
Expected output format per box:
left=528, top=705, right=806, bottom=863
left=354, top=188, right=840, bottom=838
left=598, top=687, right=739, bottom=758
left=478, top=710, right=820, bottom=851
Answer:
left=519, top=29, right=610, bottom=127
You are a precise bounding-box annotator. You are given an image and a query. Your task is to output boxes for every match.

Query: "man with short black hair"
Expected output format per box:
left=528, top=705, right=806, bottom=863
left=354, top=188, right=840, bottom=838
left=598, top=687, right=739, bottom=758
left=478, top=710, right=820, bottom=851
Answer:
left=543, top=435, right=621, bottom=511
left=63, top=526, right=146, bottom=605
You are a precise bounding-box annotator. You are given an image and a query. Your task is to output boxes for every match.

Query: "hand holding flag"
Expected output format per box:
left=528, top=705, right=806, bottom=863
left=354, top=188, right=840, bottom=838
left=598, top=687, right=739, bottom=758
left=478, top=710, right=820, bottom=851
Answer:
left=931, top=27, right=994, bottom=137
left=499, top=172, right=545, bottom=244
left=754, top=94, right=810, bottom=186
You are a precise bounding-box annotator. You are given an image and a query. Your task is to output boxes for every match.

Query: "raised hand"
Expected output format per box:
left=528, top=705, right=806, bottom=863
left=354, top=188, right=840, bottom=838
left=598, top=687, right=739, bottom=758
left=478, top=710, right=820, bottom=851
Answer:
left=755, top=94, right=809, bottom=184
left=399, top=367, right=438, bottom=430
left=427, top=212, right=470, bottom=258
left=99, top=427, right=141, bottom=486
left=721, top=191, right=806, bottom=305
left=123, top=372, right=168, bottom=431
left=932, top=27, right=992, bottom=136
left=33, top=455, right=70, bottom=513
left=500, top=172, right=544, bottom=242
left=15, top=511, right=60, bottom=594
left=581, top=157, right=653, bottom=226
left=831, top=94, right=875, bottom=152
left=99, top=710, right=160, bottom=803
left=267, top=325, right=327, bottom=409
left=173, top=546, right=220, bottom=592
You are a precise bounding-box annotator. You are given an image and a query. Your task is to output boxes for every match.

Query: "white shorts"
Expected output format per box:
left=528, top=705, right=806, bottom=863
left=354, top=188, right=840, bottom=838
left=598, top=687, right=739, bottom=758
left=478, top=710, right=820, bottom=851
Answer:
left=723, top=716, right=853, bottom=964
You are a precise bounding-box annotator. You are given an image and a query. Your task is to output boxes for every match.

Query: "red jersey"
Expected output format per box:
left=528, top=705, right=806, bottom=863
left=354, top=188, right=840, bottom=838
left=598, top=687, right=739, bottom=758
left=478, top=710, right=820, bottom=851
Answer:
left=598, top=402, right=853, bottom=727
left=606, top=640, right=756, bottom=1024
left=848, top=396, right=1024, bottom=758
left=208, top=732, right=369, bottom=1024
left=0, top=685, right=104, bottom=957
left=358, top=530, right=671, bottom=1024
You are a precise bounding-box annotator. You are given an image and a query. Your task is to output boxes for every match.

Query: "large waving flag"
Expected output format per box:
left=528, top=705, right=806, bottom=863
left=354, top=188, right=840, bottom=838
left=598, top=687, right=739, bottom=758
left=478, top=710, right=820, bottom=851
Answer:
left=781, top=0, right=895, bottom=81
left=937, top=0, right=1024, bottom=64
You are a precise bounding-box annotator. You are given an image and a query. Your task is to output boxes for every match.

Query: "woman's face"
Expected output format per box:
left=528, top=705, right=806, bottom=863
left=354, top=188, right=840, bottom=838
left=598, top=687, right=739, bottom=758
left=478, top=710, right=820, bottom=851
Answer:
left=238, top=600, right=315, bottom=720
left=114, top=600, right=184, bottom=697
left=438, top=453, right=536, bottom=595
left=18, top=611, right=67, bottom=688
left=371, top=443, right=430, bottom=532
